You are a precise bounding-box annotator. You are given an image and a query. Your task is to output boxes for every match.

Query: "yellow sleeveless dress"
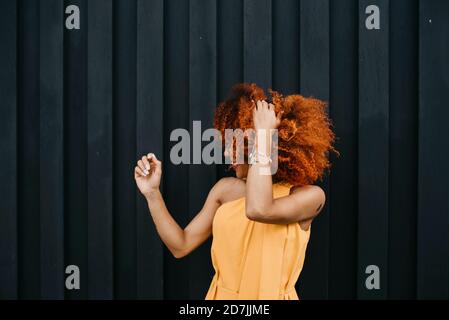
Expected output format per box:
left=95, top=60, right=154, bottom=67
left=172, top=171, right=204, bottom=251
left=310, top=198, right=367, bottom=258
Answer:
left=205, top=183, right=311, bottom=300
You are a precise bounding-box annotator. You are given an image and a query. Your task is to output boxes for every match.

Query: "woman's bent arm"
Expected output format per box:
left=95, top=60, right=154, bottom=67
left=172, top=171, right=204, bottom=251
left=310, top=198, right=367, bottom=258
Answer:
left=144, top=185, right=222, bottom=258
left=135, top=153, right=225, bottom=258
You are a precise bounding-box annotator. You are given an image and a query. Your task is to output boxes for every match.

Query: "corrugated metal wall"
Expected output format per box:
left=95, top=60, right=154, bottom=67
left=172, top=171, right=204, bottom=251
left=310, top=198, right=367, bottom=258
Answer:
left=0, top=0, right=448, bottom=300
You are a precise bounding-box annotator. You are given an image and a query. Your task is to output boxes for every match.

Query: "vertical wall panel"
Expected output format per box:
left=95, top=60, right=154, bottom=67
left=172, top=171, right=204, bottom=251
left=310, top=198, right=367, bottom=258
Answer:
left=217, top=0, right=243, bottom=180
left=358, top=0, right=389, bottom=299
left=299, top=0, right=330, bottom=100
left=64, top=0, right=88, bottom=300
left=329, top=0, right=358, bottom=299
left=0, top=0, right=18, bottom=300
left=298, top=0, right=330, bottom=300
left=18, top=0, right=41, bottom=299
left=87, top=0, right=113, bottom=299
left=417, top=0, right=449, bottom=300
left=39, top=0, right=64, bottom=299
left=217, top=0, right=243, bottom=99
left=243, top=0, right=272, bottom=90
left=136, top=0, right=164, bottom=299
left=388, top=0, right=418, bottom=299
left=272, top=0, right=299, bottom=94
left=188, top=0, right=217, bottom=299
left=163, top=0, right=190, bottom=299
left=114, top=0, right=137, bottom=299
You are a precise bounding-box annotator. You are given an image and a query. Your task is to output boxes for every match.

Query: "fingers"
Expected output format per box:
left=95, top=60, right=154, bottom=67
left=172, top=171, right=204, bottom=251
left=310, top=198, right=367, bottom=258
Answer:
left=147, top=153, right=160, bottom=167
left=135, top=165, right=146, bottom=177
left=136, top=153, right=161, bottom=178
left=255, top=100, right=270, bottom=111
left=276, top=109, right=284, bottom=121
left=262, top=100, right=269, bottom=110
left=275, top=110, right=283, bottom=128
left=147, top=153, right=162, bottom=174
left=261, top=100, right=269, bottom=110
left=147, top=153, right=157, bottom=162
left=142, top=155, right=151, bottom=172
left=137, top=160, right=148, bottom=176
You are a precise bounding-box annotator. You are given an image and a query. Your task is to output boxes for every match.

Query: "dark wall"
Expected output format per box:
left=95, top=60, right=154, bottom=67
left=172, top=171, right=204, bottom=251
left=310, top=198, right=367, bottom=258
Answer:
left=0, top=0, right=448, bottom=300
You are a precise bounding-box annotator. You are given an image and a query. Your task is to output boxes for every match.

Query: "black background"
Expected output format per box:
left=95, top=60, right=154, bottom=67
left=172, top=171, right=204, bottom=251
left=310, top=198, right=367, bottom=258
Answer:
left=0, top=0, right=448, bottom=300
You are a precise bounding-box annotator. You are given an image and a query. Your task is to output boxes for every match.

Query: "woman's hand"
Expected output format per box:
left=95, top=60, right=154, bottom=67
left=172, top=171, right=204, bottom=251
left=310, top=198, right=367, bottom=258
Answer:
left=252, top=100, right=282, bottom=131
left=134, top=153, right=162, bottom=198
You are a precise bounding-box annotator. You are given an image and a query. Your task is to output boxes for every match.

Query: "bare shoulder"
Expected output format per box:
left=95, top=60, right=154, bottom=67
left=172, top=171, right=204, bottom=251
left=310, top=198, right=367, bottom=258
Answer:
left=210, top=177, right=246, bottom=205
left=290, top=184, right=325, bottom=199
left=288, top=185, right=325, bottom=231
left=290, top=184, right=326, bottom=214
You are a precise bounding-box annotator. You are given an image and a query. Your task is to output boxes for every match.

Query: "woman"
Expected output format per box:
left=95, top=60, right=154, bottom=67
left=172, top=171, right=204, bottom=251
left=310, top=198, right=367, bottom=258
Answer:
left=134, top=83, right=337, bottom=300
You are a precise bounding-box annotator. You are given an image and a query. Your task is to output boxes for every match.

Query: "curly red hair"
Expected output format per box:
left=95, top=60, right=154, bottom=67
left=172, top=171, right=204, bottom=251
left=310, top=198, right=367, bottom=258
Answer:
left=214, top=83, right=338, bottom=186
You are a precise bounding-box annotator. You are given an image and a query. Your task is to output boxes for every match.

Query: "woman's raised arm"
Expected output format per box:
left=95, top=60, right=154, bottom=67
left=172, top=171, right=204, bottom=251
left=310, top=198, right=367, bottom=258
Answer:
left=245, top=100, right=325, bottom=227
left=135, top=153, right=227, bottom=258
